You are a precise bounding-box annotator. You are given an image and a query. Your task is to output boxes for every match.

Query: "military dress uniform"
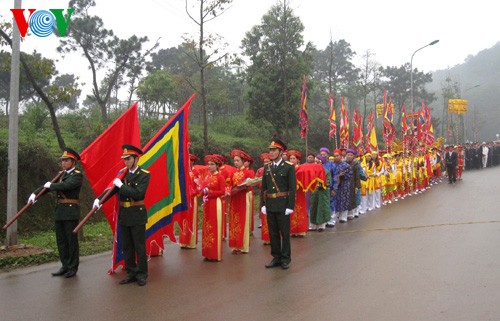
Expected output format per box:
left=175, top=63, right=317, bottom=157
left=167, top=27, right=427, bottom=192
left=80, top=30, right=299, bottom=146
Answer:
left=98, top=145, right=150, bottom=285
left=34, top=148, right=83, bottom=277
left=261, top=138, right=296, bottom=269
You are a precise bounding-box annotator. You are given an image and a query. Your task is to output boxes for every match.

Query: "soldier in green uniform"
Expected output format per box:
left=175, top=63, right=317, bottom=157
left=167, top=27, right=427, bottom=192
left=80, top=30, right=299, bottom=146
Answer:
left=28, top=148, right=83, bottom=278
left=261, top=137, right=296, bottom=269
left=93, top=144, right=150, bottom=286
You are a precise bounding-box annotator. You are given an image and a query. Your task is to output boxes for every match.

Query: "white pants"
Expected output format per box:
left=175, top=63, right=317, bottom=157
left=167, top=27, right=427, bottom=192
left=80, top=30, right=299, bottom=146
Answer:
left=482, top=156, right=488, bottom=168
left=328, top=212, right=337, bottom=225
left=338, top=210, right=348, bottom=222
left=374, top=189, right=381, bottom=208
left=360, top=196, right=368, bottom=214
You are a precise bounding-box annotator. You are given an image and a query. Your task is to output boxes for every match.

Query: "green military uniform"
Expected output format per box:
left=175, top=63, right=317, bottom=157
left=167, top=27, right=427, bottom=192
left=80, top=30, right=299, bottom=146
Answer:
left=35, top=149, right=83, bottom=276
left=100, top=144, right=150, bottom=284
left=261, top=138, right=296, bottom=268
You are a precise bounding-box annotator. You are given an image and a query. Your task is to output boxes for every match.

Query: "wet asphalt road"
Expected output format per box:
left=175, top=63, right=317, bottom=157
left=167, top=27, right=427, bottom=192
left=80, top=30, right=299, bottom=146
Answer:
left=1, top=166, right=500, bottom=321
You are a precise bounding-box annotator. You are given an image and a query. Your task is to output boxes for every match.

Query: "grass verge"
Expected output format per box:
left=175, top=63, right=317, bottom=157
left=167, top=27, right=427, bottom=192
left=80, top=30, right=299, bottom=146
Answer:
left=0, top=221, right=113, bottom=272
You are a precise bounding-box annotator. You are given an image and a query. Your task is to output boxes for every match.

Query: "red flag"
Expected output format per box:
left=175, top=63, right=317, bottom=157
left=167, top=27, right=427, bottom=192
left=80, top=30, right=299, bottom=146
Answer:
left=340, top=97, right=349, bottom=148
left=352, top=107, right=363, bottom=152
left=328, top=91, right=336, bottom=139
left=80, top=103, right=141, bottom=234
left=299, top=75, right=308, bottom=138
left=383, top=95, right=395, bottom=147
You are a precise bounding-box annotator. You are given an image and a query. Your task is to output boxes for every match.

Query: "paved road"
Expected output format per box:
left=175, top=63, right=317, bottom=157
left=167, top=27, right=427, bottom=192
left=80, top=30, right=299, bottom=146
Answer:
left=2, top=166, right=500, bottom=321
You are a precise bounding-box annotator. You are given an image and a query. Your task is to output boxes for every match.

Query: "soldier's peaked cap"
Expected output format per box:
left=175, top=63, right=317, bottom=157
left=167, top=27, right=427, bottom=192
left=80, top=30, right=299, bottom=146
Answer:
left=269, top=137, right=287, bottom=151
left=121, top=144, right=143, bottom=158
left=61, top=147, right=81, bottom=161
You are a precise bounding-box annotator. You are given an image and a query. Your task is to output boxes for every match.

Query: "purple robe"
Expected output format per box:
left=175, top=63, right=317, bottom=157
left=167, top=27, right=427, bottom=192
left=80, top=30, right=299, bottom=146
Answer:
left=332, top=161, right=352, bottom=212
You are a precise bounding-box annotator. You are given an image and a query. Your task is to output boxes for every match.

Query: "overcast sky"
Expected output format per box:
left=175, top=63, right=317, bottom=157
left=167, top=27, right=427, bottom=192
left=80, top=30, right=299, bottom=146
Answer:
left=2, top=0, right=499, bottom=98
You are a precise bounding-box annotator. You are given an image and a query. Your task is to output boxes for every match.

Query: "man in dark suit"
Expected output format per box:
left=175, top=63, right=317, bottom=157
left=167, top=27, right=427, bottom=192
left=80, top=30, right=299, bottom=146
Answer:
left=29, top=148, right=83, bottom=278
left=94, top=144, right=150, bottom=286
left=444, top=145, right=458, bottom=184
left=260, top=137, right=296, bottom=270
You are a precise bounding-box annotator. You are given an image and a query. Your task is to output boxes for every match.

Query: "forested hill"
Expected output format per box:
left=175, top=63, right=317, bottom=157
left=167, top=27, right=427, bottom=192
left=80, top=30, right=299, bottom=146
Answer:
left=428, top=41, right=500, bottom=142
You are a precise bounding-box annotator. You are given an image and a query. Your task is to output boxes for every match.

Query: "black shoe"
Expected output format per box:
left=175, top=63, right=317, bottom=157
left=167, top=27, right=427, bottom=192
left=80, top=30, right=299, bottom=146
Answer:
left=51, top=268, right=68, bottom=276
left=137, top=279, right=147, bottom=286
left=281, top=262, right=290, bottom=269
left=64, top=270, right=77, bottom=278
left=119, top=276, right=137, bottom=285
left=265, top=259, right=281, bottom=268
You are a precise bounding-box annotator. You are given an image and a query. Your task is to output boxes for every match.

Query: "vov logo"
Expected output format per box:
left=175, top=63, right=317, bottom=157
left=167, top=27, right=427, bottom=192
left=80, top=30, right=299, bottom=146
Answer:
left=10, top=9, right=75, bottom=38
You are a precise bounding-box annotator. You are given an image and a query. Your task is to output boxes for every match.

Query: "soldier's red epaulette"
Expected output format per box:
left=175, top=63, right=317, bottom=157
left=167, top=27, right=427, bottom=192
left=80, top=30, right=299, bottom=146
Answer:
left=140, top=168, right=150, bottom=174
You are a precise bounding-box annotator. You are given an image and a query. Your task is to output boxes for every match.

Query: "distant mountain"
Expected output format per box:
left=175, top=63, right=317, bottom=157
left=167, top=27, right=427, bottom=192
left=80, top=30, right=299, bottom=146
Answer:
left=427, top=41, right=500, bottom=142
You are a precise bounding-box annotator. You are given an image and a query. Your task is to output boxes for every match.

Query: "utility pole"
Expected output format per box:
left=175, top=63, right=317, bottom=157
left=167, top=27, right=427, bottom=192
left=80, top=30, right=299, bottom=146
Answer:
left=6, top=0, right=22, bottom=246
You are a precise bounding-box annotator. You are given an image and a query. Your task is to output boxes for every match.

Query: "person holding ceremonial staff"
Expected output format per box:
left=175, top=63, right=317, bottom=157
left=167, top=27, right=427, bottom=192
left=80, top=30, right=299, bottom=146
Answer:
left=29, top=148, right=83, bottom=278
left=93, top=144, right=150, bottom=286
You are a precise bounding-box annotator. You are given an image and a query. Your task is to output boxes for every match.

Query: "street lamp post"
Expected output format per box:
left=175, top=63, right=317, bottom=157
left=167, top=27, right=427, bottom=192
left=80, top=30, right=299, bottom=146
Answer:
left=410, top=40, right=439, bottom=111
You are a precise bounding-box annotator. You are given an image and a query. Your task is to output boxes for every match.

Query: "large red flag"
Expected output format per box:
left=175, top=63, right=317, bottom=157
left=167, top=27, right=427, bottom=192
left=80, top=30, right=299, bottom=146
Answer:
left=80, top=103, right=141, bottom=234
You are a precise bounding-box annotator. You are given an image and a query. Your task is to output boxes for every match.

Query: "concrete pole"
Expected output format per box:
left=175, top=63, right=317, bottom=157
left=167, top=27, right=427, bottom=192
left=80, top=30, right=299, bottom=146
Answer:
left=6, top=0, right=22, bottom=246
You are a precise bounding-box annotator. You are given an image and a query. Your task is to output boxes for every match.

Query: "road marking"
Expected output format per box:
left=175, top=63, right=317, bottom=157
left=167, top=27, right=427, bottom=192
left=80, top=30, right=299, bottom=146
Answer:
left=320, top=220, right=500, bottom=234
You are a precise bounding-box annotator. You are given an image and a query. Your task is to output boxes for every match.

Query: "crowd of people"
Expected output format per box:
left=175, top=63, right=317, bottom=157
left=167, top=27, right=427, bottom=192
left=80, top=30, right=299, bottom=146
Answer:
left=185, top=139, right=500, bottom=266
left=23, top=138, right=500, bottom=284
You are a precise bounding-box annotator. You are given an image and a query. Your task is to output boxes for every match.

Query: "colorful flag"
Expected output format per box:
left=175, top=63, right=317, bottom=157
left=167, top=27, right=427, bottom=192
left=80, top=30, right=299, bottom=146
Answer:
left=328, top=91, right=336, bottom=140
left=299, top=76, right=308, bottom=138
left=127, top=94, right=195, bottom=272
left=366, top=108, right=378, bottom=152
left=80, top=104, right=141, bottom=270
left=340, top=97, right=349, bottom=148
left=383, top=94, right=396, bottom=147
left=352, top=107, right=363, bottom=153
left=401, top=104, right=408, bottom=149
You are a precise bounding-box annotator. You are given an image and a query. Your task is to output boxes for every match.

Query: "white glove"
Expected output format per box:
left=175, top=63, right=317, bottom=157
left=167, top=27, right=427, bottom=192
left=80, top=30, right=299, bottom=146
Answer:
left=203, top=188, right=208, bottom=195
left=93, top=198, right=101, bottom=210
left=113, top=178, right=123, bottom=188
left=28, top=193, right=36, bottom=204
left=261, top=206, right=267, bottom=215
left=285, top=208, right=294, bottom=215
left=44, top=182, right=51, bottom=189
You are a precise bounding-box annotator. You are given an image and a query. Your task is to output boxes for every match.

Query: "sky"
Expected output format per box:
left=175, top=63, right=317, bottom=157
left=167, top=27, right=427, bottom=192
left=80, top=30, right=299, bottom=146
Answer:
left=1, top=0, right=499, bottom=99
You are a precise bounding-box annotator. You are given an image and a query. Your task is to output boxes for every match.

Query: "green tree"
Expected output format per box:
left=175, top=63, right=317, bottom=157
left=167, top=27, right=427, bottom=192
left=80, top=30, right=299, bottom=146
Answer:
left=379, top=63, right=436, bottom=128
left=0, top=30, right=80, bottom=149
left=241, top=0, right=313, bottom=140
left=184, top=0, right=233, bottom=154
left=58, top=0, right=148, bottom=123
left=137, top=70, right=177, bottom=118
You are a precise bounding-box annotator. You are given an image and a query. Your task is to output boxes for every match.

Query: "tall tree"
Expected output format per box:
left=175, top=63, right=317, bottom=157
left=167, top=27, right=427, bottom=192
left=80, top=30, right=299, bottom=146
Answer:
left=241, top=0, right=313, bottom=139
left=379, top=63, right=436, bottom=128
left=58, top=0, right=148, bottom=123
left=185, top=0, right=233, bottom=154
left=0, top=30, right=79, bottom=149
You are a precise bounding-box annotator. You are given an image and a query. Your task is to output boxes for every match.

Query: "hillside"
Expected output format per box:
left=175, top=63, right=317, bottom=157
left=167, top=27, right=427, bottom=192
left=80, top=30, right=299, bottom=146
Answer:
left=428, top=41, right=500, bottom=142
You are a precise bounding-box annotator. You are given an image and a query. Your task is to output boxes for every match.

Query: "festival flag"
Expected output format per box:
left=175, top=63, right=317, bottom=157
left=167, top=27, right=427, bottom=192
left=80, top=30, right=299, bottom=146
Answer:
left=328, top=91, right=336, bottom=140
left=340, top=97, right=349, bottom=148
left=80, top=104, right=141, bottom=270
left=383, top=94, right=396, bottom=147
left=366, top=108, right=378, bottom=152
left=352, top=107, right=363, bottom=153
left=401, top=104, right=408, bottom=149
left=123, top=94, right=195, bottom=272
left=299, top=75, right=308, bottom=138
